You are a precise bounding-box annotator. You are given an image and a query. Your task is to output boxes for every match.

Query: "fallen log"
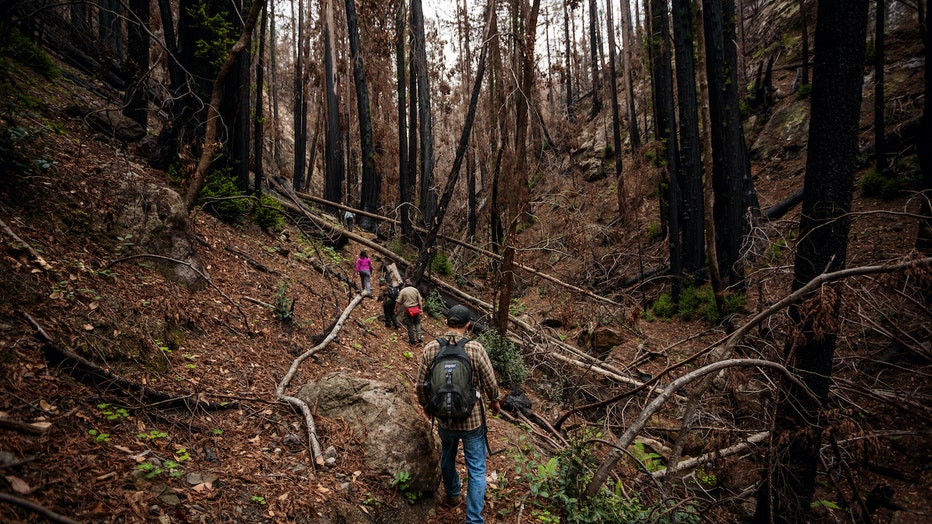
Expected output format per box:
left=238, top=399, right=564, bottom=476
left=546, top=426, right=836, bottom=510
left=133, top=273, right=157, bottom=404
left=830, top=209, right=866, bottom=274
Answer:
left=24, top=313, right=234, bottom=411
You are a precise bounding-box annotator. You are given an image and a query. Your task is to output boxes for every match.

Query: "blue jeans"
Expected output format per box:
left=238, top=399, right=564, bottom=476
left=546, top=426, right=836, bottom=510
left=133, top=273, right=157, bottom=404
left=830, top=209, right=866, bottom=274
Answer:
left=359, top=270, right=370, bottom=294
left=438, top=425, right=487, bottom=524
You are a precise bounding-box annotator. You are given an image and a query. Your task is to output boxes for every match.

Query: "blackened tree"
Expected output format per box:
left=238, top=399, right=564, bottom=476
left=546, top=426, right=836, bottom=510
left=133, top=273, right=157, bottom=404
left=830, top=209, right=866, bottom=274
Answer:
left=752, top=1, right=870, bottom=522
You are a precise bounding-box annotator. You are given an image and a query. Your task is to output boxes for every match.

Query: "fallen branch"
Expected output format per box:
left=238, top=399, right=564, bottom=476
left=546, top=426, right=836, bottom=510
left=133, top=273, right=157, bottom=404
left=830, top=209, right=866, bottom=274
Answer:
left=24, top=313, right=234, bottom=411
left=0, top=492, right=80, bottom=524
left=276, top=292, right=365, bottom=469
left=225, top=245, right=274, bottom=273
left=667, top=256, right=932, bottom=468
left=0, top=417, right=47, bottom=435
left=584, top=359, right=817, bottom=498
left=0, top=217, right=53, bottom=271
left=651, top=431, right=769, bottom=479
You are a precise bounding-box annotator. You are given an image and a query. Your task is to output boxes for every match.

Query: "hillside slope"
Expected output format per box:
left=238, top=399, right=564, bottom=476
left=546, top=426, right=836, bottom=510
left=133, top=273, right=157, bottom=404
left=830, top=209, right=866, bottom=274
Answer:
left=1, top=6, right=930, bottom=524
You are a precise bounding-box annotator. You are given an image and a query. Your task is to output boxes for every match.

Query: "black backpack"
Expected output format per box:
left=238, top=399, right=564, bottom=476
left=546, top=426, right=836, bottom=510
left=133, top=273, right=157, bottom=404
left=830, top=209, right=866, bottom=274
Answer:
left=424, top=337, right=478, bottom=424
left=387, top=285, right=400, bottom=300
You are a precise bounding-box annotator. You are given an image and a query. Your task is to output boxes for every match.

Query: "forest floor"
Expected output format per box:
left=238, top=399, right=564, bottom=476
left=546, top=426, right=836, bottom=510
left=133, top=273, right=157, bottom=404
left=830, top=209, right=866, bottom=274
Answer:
left=1, top=14, right=931, bottom=524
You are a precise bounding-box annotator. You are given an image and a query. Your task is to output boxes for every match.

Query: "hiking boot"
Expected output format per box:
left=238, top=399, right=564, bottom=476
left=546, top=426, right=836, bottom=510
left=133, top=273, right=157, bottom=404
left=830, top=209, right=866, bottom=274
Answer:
left=441, top=495, right=462, bottom=508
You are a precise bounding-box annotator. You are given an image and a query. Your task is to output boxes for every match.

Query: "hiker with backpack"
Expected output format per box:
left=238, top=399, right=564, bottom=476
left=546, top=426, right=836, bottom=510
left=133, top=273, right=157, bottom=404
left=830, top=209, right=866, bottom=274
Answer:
left=416, top=305, right=501, bottom=524
left=394, top=279, right=424, bottom=344
left=379, top=262, right=404, bottom=328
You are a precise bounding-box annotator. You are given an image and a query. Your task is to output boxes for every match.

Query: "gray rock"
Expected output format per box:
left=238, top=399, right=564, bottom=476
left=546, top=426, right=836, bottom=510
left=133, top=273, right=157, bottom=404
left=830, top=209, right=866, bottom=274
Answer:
left=108, top=174, right=206, bottom=287
left=297, top=372, right=441, bottom=494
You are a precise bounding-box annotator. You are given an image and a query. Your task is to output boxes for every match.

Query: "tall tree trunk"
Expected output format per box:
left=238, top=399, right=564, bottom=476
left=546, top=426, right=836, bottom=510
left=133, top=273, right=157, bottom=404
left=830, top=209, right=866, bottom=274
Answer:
left=918, top=0, right=932, bottom=254
left=458, top=0, right=478, bottom=239
left=489, top=2, right=505, bottom=252
left=695, top=0, right=727, bottom=326
left=99, top=0, right=123, bottom=61
left=292, top=0, right=308, bottom=192
left=150, top=0, right=201, bottom=172
left=345, top=0, right=380, bottom=231
left=253, top=2, right=267, bottom=195
left=605, top=0, right=625, bottom=217
left=799, top=0, right=809, bottom=86
left=649, top=0, right=682, bottom=300
left=587, top=0, right=603, bottom=118
left=874, top=0, right=886, bottom=173
left=563, top=0, right=574, bottom=120
left=226, top=0, right=252, bottom=192
left=672, top=0, right=705, bottom=274
left=496, top=0, right=541, bottom=338
left=323, top=0, right=345, bottom=208
left=125, top=0, right=149, bottom=130
left=396, top=2, right=412, bottom=241
left=620, top=0, right=640, bottom=151
left=412, top=0, right=496, bottom=284
left=752, top=1, right=869, bottom=522
left=412, top=0, right=436, bottom=226
left=406, top=37, right=419, bottom=243
left=270, top=1, right=282, bottom=170
left=182, top=0, right=266, bottom=211
left=703, top=0, right=759, bottom=288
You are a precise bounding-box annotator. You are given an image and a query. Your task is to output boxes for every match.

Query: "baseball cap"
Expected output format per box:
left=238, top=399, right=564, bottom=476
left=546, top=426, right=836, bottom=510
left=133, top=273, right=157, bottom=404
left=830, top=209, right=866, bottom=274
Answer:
left=445, top=305, right=472, bottom=324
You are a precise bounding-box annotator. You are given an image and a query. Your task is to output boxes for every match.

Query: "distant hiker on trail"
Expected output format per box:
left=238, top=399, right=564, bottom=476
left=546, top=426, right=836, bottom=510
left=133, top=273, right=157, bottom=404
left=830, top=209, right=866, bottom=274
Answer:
left=416, top=305, right=500, bottom=523
left=355, top=251, right=372, bottom=296
left=394, top=279, right=423, bottom=343
left=379, top=277, right=402, bottom=329
left=379, top=261, right=404, bottom=328
left=343, top=210, right=355, bottom=232
left=383, top=261, right=403, bottom=289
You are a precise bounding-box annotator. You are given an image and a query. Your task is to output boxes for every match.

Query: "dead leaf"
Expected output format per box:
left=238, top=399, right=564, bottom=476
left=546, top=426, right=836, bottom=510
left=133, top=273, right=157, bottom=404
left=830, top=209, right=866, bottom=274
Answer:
left=277, top=493, right=289, bottom=501
left=30, top=421, right=52, bottom=430
left=89, top=302, right=99, bottom=310
left=113, top=445, right=132, bottom=453
left=6, top=475, right=31, bottom=494
left=316, top=484, right=331, bottom=494
left=95, top=472, right=117, bottom=481
left=39, top=399, right=55, bottom=411
left=83, top=324, right=94, bottom=331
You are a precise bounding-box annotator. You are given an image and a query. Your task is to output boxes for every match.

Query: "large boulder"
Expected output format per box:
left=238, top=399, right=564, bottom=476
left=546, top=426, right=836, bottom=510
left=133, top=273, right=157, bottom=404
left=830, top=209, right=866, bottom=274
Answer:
left=107, top=174, right=206, bottom=286
left=576, top=327, right=626, bottom=359
left=297, top=372, right=440, bottom=494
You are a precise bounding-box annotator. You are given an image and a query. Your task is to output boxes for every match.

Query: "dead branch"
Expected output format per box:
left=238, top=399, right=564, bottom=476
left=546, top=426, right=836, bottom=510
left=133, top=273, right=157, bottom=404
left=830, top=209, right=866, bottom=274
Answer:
left=651, top=432, right=769, bottom=479
left=667, top=256, right=932, bottom=468
left=182, top=0, right=265, bottom=211
left=23, top=313, right=233, bottom=411
left=294, top=191, right=631, bottom=308
left=584, top=359, right=817, bottom=498
left=103, top=254, right=251, bottom=332
left=0, top=492, right=80, bottom=524
left=0, top=417, right=47, bottom=435
left=225, top=245, right=274, bottom=273
left=0, top=217, right=53, bottom=271
left=243, top=296, right=274, bottom=309
left=276, top=292, right=365, bottom=468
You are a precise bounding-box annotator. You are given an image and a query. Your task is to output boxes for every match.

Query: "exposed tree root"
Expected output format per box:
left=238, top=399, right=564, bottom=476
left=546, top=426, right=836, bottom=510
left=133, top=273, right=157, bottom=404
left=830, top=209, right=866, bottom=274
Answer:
left=275, top=292, right=366, bottom=471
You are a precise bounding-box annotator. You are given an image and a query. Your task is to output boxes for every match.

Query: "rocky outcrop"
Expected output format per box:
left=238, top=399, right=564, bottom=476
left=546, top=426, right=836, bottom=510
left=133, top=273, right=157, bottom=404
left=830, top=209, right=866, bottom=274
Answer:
left=297, top=372, right=440, bottom=495
left=108, top=174, right=206, bottom=286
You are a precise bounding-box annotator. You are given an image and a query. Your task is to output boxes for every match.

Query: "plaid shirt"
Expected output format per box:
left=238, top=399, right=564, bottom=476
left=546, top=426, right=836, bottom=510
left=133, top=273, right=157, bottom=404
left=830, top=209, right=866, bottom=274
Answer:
left=417, top=333, right=500, bottom=431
